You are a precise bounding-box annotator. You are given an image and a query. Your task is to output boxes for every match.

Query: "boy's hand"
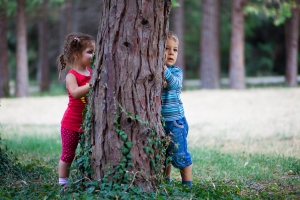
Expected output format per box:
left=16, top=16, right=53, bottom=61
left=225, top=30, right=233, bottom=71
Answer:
left=163, top=65, right=167, bottom=71
left=163, top=53, right=168, bottom=71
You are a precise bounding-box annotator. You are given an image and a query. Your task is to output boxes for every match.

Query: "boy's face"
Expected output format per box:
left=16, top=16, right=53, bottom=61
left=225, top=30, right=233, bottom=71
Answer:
left=165, top=37, right=178, bottom=66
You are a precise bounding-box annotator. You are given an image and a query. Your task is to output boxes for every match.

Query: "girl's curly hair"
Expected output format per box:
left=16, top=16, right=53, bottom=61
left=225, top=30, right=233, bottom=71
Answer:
left=57, top=33, right=95, bottom=80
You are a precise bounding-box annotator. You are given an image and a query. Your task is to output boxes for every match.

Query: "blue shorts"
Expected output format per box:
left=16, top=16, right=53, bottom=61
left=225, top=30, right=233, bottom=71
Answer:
left=164, top=117, right=193, bottom=169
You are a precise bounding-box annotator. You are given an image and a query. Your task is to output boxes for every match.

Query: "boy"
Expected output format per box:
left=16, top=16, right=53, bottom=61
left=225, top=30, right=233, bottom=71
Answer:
left=162, top=31, right=193, bottom=187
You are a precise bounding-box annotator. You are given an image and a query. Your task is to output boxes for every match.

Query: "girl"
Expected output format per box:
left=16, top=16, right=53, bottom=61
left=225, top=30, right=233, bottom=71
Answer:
left=57, top=33, right=95, bottom=188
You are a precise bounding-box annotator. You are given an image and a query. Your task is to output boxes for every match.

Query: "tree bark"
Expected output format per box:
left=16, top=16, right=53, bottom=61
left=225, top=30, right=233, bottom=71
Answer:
left=89, top=0, right=171, bottom=191
left=16, top=0, right=29, bottom=97
left=229, top=0, right=245, bottom=89
left=200, top=0, right=220, bottom=89
left=285, top=8, right=299, bottom=87
left=38, top=0, right=50, bottom=92
left=171, top=0, right=185, bottom=84
left=0, top=2, right=9, bottom=97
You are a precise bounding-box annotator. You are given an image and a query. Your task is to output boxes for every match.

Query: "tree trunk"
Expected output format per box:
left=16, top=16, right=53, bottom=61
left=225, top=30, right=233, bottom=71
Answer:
left=171, top=0, right=185, bottom=85
left=285, top=8, right=299, bottom=87
left=16, top=0, right=29, bottom=97
left=89, top=0, right=171, bottom=191
left=0, top=2, right=9, bottom=97
left=200, top=0, right=220, bottom=89
left=38, top=0, right=50, bottom=92
left=229, top=0, right=245, bottom=89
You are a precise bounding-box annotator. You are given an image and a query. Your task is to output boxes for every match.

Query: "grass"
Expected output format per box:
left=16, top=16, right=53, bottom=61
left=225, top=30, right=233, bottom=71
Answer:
left=1, top=124, right=300, bottom=199
left=1, top=86, right=300, bottom=198
left=29, top=82, right=67, bottom=97
left=1, top=124, right=61, bottom=159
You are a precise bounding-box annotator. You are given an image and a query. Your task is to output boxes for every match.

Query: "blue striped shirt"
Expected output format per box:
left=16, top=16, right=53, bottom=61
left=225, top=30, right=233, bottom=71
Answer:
left=161, top=65, right=185, bottom=121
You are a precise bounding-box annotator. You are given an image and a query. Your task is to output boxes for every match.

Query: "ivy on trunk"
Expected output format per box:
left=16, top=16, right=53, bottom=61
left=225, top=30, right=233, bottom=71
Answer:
left=85, top=0, right=172, bottom=191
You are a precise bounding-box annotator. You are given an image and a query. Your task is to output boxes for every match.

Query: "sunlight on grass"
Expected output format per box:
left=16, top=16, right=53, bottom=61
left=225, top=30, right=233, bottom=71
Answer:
left=1, top=122, right=300, bottom=198
left=0, top=124, right=61, bottom=162
left=190, top=147, right=300, bottom=188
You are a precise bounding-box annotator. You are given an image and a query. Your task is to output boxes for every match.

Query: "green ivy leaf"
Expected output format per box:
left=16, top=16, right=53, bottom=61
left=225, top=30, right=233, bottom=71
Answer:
left=147, top=138, right=153, bottom=144
left=145, top=146, right=150, bottom=154
left=86, top=186, right=95, bottom=193
left=135, top=115, right=141, bottom=121
left=117, top=129, right=125, bottom=136
left=151, top=160, right=156, bottom=167
left=125, top=141, right=132, bottom=149
left=151, top=130, right=156, bottom=136
left=126, top=153, right=132, bottom=159
left=128, top=162, right=134, bottom=168
left=102, top=177, right=108, bottom=183
left=121, top=157, right=127, bottom=163
left=121, top=146, right=129, bottom=155
left=121, top=134, right=127, bottom=142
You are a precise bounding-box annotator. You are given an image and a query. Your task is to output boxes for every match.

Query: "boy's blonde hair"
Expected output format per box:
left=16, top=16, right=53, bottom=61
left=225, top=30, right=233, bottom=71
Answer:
left=167, top=31, right=179, bottom=44
left=57, top=33, right=95, bottom=80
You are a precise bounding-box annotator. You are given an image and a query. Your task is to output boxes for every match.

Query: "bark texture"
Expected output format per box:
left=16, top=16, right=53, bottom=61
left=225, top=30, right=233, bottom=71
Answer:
left=229, top=0, right=245, bottom=89
left=285, top=8, right=299, bottom=87
left=89, top=0, right=171, bottom=191
left=200, top=0, right=220, bottom=89
left=0, top=2, right=9, bottom=97
left=16, top=0, right=29, bottom=97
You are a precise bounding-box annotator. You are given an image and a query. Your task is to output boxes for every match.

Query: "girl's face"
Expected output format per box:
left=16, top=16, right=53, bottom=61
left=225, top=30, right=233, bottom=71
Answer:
left=80, top=42, right=95, bottom=67
left=165, top=38, right=178, bottom=66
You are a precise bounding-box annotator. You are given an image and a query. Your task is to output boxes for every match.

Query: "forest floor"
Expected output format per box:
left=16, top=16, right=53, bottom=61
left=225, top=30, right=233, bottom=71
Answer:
left=1, top=87, right=300, bottom=158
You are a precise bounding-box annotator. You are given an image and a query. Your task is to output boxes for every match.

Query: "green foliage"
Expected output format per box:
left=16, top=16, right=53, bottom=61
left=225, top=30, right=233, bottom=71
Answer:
left=0, top=137, right=16, bottom=178
left=4, top=0, right=296, bottom=89
left=1, top=0, right=64, bottom=17
left=172, top=0, right=180, bottom=8
left=244, top=12, right=286, bottom=76
left=180, top=0, right=201, bottom=79
left=245, top=0, right=295, bottom=26
left=0, top=0, right=16, bottom=16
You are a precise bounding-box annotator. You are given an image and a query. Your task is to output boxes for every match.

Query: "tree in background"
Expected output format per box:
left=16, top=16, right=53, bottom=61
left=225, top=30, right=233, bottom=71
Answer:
left=88, top=0, right=171, bottom=191
left=229, top=0, right=245, bottom=89
left=16, top=0, right=29, bottom=97
left=37, top=0, right=50, bottom=92
left=245, top=0, right=300, bottom=86
left=59, top=0, right=73, bottom=53
left=170, top=0, right=185, bottom=84
left=200, top=0, right=220, bottom=89
left=0, top=0, right=9, bottom=97
left=285, top=1, right=300, bottom=86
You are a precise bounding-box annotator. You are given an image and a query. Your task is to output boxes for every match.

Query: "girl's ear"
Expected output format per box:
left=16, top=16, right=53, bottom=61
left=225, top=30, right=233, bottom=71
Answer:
left=73, top=52, right=79, bottom=60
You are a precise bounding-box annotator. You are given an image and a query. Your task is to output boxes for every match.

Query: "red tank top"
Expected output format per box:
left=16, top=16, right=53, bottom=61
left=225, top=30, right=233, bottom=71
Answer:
left=61, top=68, right=92, bottom=132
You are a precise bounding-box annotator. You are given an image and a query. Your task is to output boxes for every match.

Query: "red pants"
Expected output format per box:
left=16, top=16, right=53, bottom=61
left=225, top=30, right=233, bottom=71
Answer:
left=60, top=127, right=80, bottom=163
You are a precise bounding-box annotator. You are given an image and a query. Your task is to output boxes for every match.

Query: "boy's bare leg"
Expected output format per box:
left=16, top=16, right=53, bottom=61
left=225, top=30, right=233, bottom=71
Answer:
left=180, top=164, right=192, bottom=181
left=164, top=164, right=172, bottom=178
